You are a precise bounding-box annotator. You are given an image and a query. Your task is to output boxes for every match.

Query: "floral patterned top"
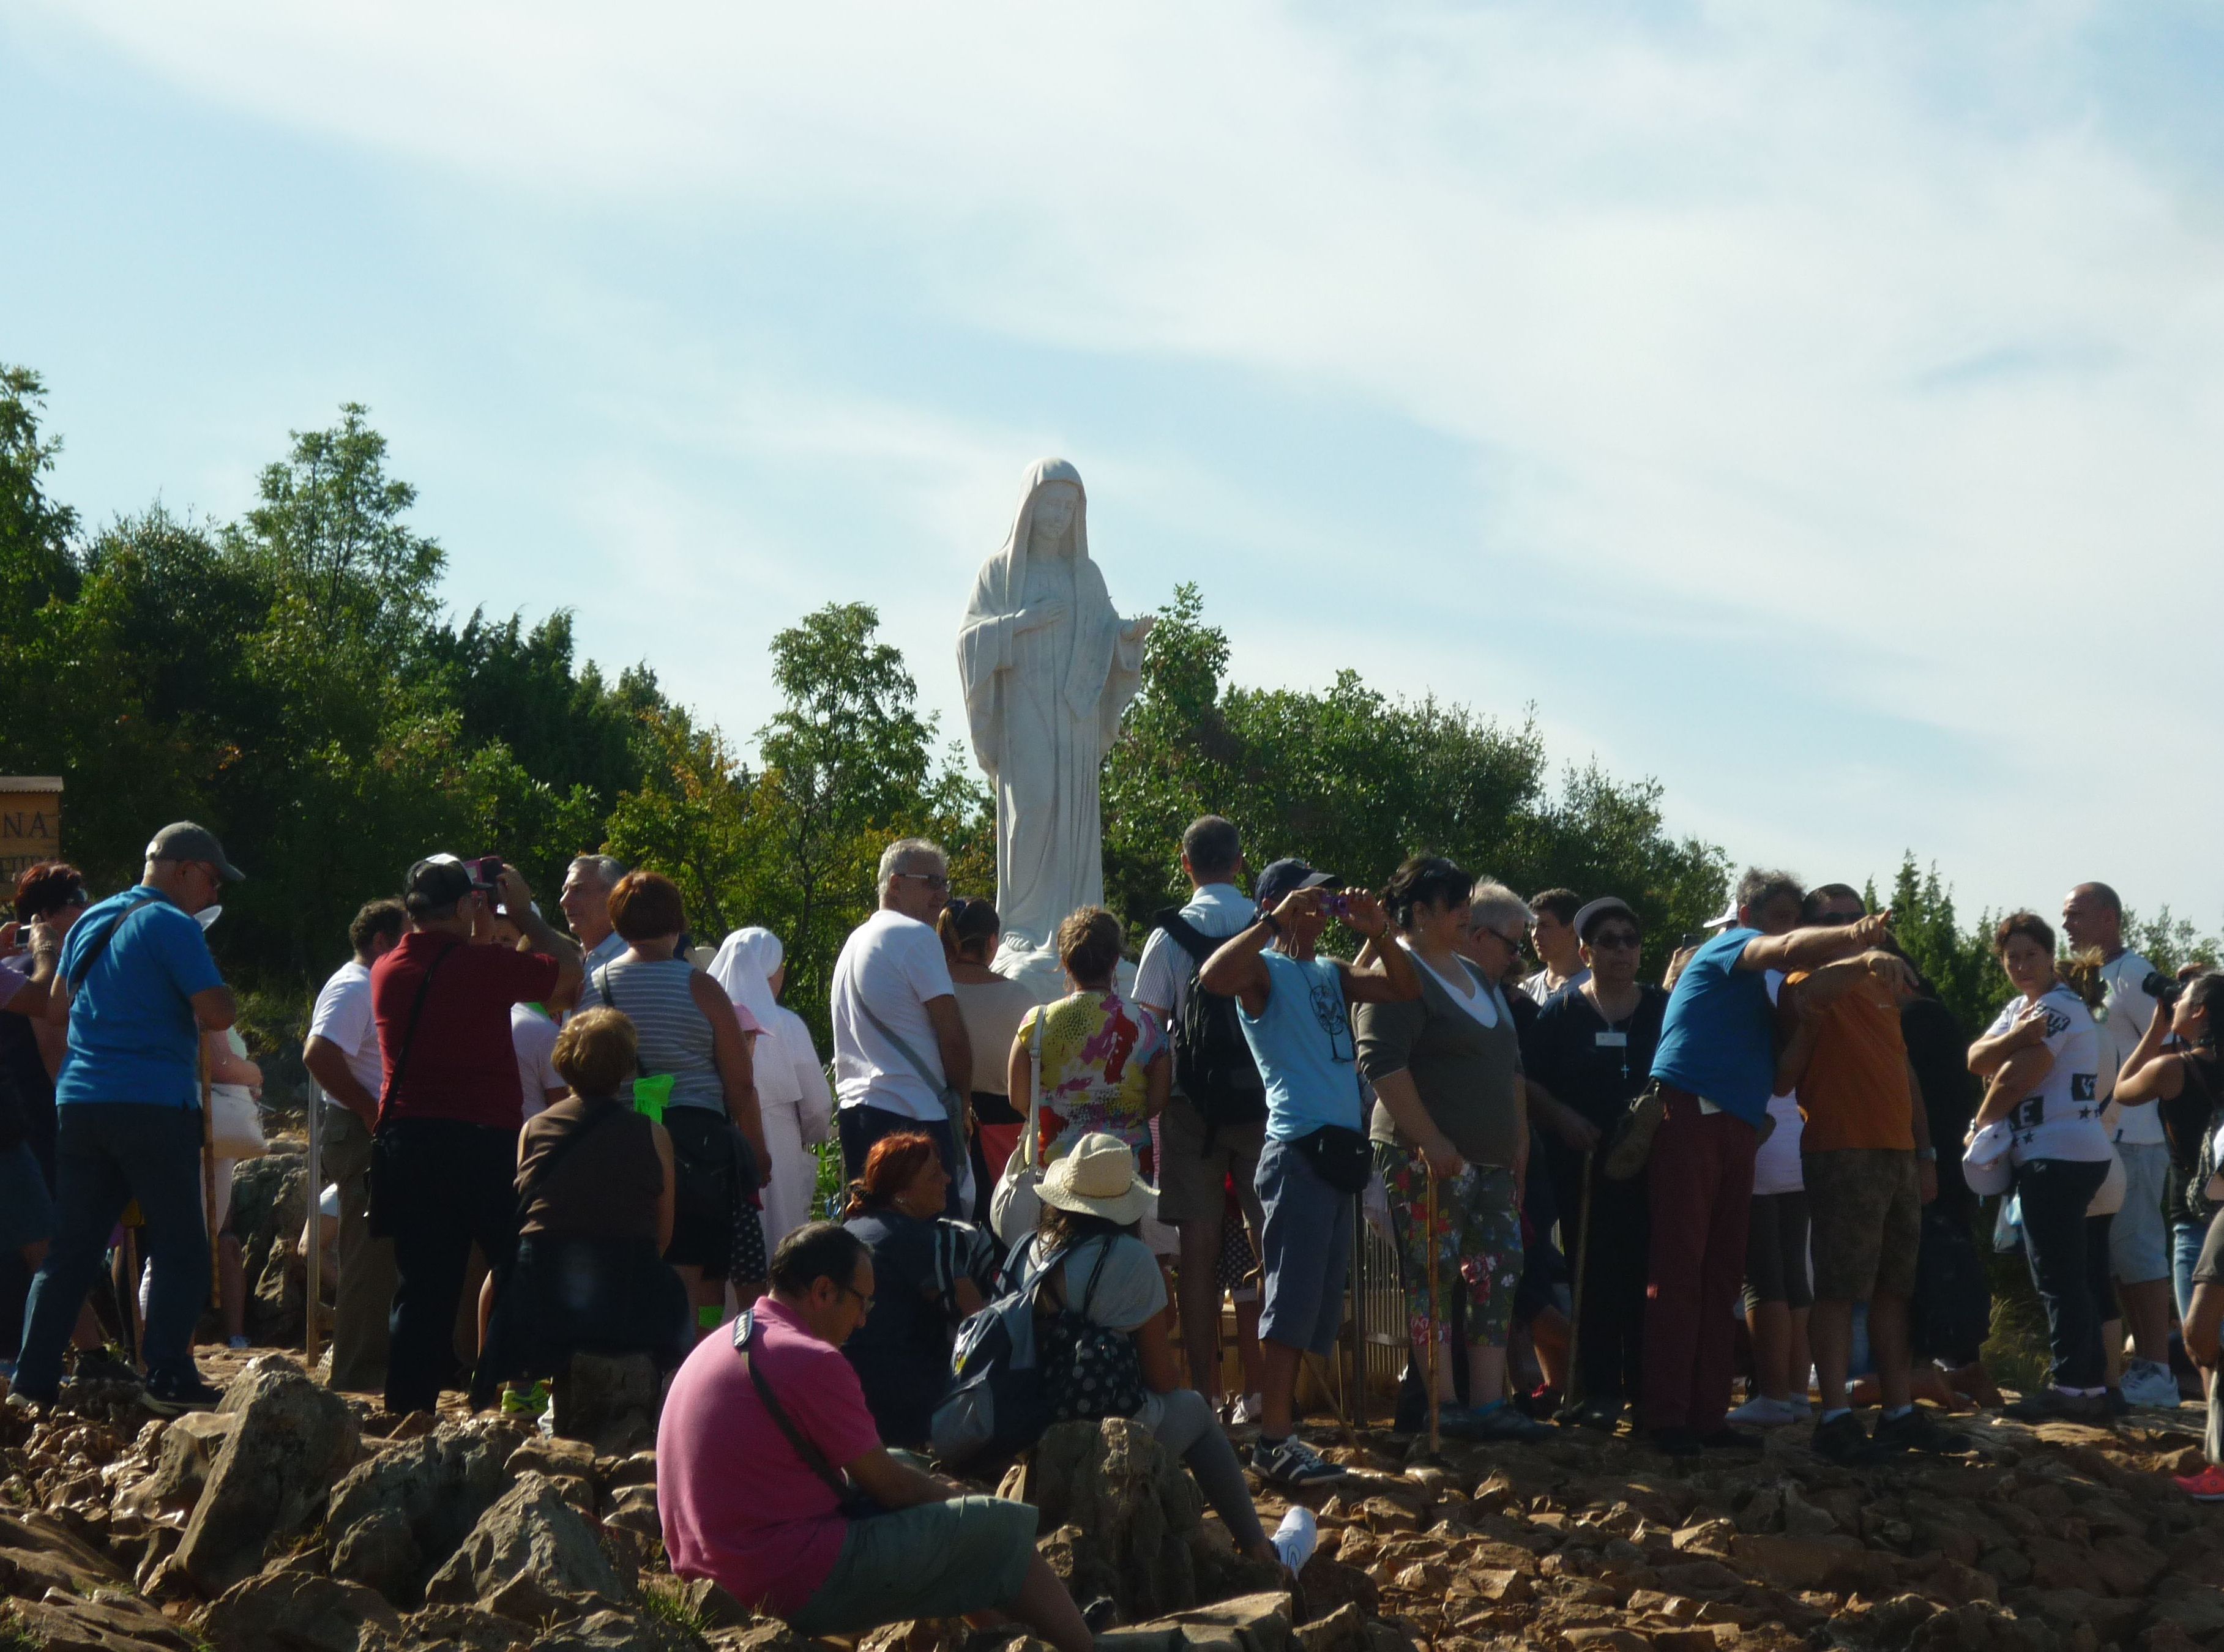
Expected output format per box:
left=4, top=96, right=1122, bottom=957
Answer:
left=1017, top=989, right=1167, bottom=1163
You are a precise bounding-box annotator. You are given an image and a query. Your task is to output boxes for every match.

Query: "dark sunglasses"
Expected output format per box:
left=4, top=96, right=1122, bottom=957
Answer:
left=1589, top=929, right=1642, bottom=950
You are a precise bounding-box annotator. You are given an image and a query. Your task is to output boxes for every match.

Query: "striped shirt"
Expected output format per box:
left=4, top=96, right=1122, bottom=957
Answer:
left=579, top=956, right=726, bottom=1115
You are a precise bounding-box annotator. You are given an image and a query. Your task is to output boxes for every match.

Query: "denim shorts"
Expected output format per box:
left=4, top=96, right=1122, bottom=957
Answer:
left=2109, top=1140, right=2172, bottom=1286
left=1255, top=1134, right=1354, bottom=1356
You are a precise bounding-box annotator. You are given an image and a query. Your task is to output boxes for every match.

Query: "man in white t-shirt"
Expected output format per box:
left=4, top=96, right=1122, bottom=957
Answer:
left=830, top=839, right=972, bottom=1217
left=489, top=907, right=570, bottom=1120
left=300, top=898, right=406, bottom=1393
left=2063, top=881, right=2176, bottom=1409
left=1133, top=815, right=1263, bottom=1404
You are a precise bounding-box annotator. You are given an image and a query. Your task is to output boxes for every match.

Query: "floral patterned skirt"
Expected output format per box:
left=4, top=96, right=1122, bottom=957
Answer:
left=1376, top=1144, right=1523, bottom=1352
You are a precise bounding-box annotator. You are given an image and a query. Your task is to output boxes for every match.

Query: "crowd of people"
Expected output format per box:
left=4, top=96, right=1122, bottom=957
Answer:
left=7, top=811, right=2224, bottom=1639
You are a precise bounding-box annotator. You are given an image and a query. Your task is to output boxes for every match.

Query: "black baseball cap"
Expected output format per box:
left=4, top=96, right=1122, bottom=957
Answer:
left=404, top=855, right=479, bottom=913
left=1255, top=857, right=1338, bottom=910
left=145, top=822, right=244, bottom=882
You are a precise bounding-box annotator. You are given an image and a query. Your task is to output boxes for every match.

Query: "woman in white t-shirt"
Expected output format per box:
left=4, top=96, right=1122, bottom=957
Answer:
left=1968, top=911, right=2113, bottom=1423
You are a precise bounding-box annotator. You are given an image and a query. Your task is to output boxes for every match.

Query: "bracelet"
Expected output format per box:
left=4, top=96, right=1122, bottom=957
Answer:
left=1915, top=1147, right=1937, bottom=1161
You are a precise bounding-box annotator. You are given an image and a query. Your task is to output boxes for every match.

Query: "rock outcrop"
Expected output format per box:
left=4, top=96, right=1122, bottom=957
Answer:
left=174, top=1358, right=359, bottom=1594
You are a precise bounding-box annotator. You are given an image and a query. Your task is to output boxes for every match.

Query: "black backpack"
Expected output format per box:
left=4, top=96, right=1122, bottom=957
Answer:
left=1152, top=909, right=1266, bottom=1139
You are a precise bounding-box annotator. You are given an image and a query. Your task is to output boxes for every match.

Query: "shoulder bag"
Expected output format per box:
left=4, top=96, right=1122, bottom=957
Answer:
left=734, top=1308, right=884, bottom=1519
left=990, top=1011, right=1047, bottom=1246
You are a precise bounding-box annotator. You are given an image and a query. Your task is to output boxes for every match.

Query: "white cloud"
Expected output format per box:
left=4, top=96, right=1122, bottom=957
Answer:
left=23, top=0, right=2224, bottom=918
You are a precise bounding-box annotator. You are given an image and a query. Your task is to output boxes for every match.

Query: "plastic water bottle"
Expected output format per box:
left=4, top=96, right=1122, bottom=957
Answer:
left=1271, top=1505, right=1318, bottom=1573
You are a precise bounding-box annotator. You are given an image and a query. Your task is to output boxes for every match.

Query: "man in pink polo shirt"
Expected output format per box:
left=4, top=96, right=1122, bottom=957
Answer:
left=657, top=1223, right=1089, bottom=1650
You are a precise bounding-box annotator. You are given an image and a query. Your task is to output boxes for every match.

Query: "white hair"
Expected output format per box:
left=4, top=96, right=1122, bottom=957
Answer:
left=568, top=854, right=625, bottom=889
left=877, top=838, right=948, bottom=898
left=1468, top=879, right=1534, bottom=936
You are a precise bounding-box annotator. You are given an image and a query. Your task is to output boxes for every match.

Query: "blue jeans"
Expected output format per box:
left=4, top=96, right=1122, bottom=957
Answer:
left=2175, top=1217, right=2209, bottom=1324
left=17, top=1104, right=211, bottom=1393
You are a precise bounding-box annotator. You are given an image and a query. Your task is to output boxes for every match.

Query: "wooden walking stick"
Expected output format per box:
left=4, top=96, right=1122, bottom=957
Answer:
left=1425, top=1164, right=1441, bottom=1456
left=201, top=1036, right=220, bottom=1309
left=1562, top=1147, right=1595, bottom=1416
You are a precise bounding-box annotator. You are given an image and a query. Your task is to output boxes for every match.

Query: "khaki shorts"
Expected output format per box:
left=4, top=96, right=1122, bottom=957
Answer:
left=1155, top=1094, right=1267, bottom=1233
left=1802, top=1148, right=1920, bottom=1301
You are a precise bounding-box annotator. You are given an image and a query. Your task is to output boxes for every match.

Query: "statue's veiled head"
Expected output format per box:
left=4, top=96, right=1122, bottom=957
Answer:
left=1029, top=479, right=1081, bottom=559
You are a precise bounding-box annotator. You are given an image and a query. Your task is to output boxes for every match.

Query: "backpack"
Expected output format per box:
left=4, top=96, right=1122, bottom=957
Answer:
left=1039, top=1243, right=1148, bottom=1424
left=1153, top=909, right=1266, bottom=1139
left=929, top=1239, right=1065, bottom=1467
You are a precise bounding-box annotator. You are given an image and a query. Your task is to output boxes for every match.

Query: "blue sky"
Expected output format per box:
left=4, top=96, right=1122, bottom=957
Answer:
left=7, top=2, right=2224, bottom=927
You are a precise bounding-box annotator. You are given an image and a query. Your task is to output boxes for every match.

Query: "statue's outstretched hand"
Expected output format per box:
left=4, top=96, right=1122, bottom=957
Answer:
left=1122, top=614, right=1157, bottom=642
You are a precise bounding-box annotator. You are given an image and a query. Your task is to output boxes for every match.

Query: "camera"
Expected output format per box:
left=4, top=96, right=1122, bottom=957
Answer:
left=1321, top=891, right=1355, bottom=920
left=2143, top=969, right=2182, bottom=1010
left=464, top=855, right=506, bottom=891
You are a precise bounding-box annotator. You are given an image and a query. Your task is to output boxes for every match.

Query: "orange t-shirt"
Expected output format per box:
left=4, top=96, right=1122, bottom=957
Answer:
left=1788, top=971, right=1913, bottom=1153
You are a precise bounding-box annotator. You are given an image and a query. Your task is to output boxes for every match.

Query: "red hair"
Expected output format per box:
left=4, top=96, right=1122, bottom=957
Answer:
left=843, top=1131, right=941, bottom=1218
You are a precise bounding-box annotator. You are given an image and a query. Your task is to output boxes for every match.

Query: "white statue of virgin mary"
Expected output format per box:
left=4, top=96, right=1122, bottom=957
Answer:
left=957, top=458, right=1154, bottom=980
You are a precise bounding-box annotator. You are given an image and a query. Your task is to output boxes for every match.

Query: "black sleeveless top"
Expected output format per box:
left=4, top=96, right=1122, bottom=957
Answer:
left=2159, top=1049, right=2222, bottom=1226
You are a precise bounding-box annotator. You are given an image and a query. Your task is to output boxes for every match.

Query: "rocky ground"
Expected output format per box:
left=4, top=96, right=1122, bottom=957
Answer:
left=2, top=1337, right=2223, bottom=1652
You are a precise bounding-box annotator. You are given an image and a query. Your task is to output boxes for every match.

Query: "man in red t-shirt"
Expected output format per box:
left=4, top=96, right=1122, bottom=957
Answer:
left=659, top=1224, right=1089, bottom=1650
left=371, top=855, right=581, bottom=1414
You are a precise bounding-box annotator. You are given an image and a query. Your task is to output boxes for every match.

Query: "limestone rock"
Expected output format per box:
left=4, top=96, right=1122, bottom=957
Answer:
left=330, top=1507, right=423, bottom=1600
left=386, top=1604, right=529, bottom=1651
left=176, top=1358, right=360, bottom=1595
left=325, top=1417, right=524, bottom=1605
left=1019, top=1419, right=1203, bottom=1620
left=423, top=1470, right=627, bottom=1624
left=551, top=1352, right=660, bottom=1451
left=1293, top=1603, right=1369, bottom=1652
left=115, top=1410, right=238, bottom=1521
left=703, top=1620, right=820, bottom=1652
left=231, top=1152, right=311, bottom=1345
left=0, top=1592, right=197, bottom=1652
left=197, top=1565, right=402, bottom=1652
left=1106, top=1591, right=1294, bottom=1652
left=530, top=1608, right=697, bottom=1652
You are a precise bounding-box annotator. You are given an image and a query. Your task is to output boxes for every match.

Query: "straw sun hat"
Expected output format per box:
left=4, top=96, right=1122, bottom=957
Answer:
left=1037, top=1133, right=1157, bottom=1226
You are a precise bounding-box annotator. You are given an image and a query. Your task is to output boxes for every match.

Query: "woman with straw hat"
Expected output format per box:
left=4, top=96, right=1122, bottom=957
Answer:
left=1027, top=1133, right=1280, bottom=1571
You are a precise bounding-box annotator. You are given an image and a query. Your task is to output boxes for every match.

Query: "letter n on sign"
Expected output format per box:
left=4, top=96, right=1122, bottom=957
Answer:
left=0, top=776, right=64, bottom=885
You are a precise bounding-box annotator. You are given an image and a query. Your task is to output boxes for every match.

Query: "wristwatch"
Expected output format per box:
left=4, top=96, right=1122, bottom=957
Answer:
left=1258, top=911, right=1282, bottom=936
left=1915, top=1147, right=1937, bottom=1162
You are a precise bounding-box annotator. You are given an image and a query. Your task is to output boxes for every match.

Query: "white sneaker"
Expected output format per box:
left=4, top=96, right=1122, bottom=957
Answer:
left=1231, top=1391, right=1264, bottom=1426
left=2121, top=1359, right=2184, bottom=1410
left=1725, top=1395, right=1798, bottom=1427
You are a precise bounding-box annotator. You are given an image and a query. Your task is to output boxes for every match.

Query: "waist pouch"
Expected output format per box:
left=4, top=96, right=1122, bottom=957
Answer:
left=1293, top=1124, right=1374, bottom=1194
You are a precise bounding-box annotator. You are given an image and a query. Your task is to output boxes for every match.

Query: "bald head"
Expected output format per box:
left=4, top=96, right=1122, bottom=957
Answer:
left=2062, top=883, right=2124, bottom=956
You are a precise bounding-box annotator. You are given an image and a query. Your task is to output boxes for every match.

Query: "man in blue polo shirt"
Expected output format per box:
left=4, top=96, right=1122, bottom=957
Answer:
left=14, top=822, right=242, bottom=1413
left=1636, top=867, right=1894, bottom=1455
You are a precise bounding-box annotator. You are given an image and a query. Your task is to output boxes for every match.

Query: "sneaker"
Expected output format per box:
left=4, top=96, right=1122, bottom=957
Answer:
left=1812, top=1412, right=1882, bottom=1465
left=500, top=1380, right=551, bottom=1419
left=226, top=1336, right=250, bottom=1352
left=1872, top=1407, right=1972, bottom=1456
left=2122, top=1360, right=2182, bottom=1411
left=2003, top=1387, right=2112, bottom=1425
left=1554, top=1396, right=1625, bottom=1433
left=2174, top=1464, right=2224, bottom=1502
left=1230, top=1392, right=1264, bottom=1427
left=1442, top=1403, right=1551, bottom=1443
left=1699, top=1426, right=1764, bottom=1453
left=140, top=1369, right=221, bottom=1416
left=1251, top=1434, right=1348, bottom=1489
left=70, top=1349, right=140, bottom=1385
left=1603, top=1087, right=1666, bottom=1181
left=2105, top=1388, right=2130, bottom=1417
left=1726, top=1395, right=1799, bottom=1428
left=1647, top=1426, right=1702, bottom=1457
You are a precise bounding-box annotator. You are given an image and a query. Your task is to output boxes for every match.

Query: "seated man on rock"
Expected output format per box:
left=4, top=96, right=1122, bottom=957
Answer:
left=657, top=1221, right=1091, bottom=1650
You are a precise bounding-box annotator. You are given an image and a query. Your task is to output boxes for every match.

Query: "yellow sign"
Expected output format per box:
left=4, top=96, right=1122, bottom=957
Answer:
left=0, top=778, right=64, bottom=885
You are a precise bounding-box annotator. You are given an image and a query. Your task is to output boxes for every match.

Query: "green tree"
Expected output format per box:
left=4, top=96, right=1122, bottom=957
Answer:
left=0, top=365, right=80, bottom=616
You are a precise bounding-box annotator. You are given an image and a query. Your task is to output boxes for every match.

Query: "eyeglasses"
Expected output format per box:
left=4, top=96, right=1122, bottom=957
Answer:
left=1589, top=930, right=1642, bottom=950
left=897, top=872, right=950, bottom=891
left=840, top=1282, right=875, bottom=1314
left=1480, top=926, right=1524, bottom=950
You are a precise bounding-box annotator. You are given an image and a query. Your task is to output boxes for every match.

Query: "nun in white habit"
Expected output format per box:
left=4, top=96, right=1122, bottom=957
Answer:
left=956, top=458, right=1154, bottom=959
left=709, top=927, right=834, bottom=1247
